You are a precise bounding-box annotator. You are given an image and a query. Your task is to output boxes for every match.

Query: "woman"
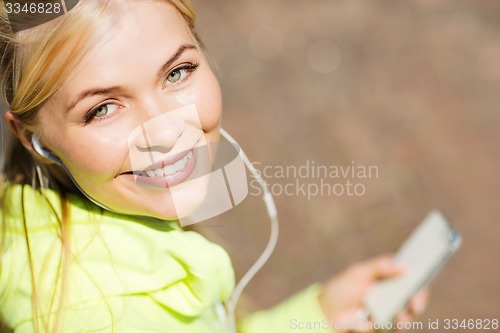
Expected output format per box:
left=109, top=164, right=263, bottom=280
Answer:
left=0, top=0, right=427, bottom=332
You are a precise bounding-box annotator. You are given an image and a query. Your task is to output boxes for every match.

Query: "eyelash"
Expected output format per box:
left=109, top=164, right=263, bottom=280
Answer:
left=165, top=62, right=200, bottom=86
left=83, top=62, right=201, bottom=124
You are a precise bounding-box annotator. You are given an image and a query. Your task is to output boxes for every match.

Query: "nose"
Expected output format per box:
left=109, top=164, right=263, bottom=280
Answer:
left=132, top=101, right=186, bottom=151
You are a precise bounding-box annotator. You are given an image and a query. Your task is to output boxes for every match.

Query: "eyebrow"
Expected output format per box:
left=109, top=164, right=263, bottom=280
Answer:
left=66, top=43, right=198, bottom=113
left=156, top=44, right=198, bottom=82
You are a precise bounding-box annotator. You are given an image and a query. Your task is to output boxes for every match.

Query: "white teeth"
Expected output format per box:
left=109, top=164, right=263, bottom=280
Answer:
left=142, top=150, right=193, bottom=177
left=174, top=157, right=186, bottom=171
left=164, top=165, right=176, bottom=175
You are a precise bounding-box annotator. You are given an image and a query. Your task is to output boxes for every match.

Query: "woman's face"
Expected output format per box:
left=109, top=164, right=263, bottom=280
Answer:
left=36, top=1, right=222, bottom=219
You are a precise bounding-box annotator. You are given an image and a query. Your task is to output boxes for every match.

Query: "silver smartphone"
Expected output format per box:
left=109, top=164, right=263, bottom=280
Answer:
left=364, top=210, right=462, bottom=325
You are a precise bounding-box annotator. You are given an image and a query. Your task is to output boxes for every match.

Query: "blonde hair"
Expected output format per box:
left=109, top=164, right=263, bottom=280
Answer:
left=1, top=0, right=196, bottom=186
left=0, top=1, right=197, bottom=332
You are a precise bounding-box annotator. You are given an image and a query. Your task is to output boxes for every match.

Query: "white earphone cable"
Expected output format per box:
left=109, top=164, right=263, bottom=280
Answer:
left=33, top=130, right=279, bottom=333
left=219, top=128, right=279, bottom=333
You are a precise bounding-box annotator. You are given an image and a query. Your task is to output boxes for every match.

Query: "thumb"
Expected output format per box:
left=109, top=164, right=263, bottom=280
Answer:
left=358, top=255, right=407, bottom=281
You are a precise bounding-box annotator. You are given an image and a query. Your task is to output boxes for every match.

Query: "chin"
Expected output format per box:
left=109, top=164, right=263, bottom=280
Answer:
left=170, top=178, right=210, bottom=218
left=131, top=181, right=210, bottom=223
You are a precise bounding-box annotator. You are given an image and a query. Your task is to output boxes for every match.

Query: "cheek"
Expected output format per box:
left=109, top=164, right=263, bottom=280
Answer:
left=196, top=71, right=222, bottom=134
left=58, top=132, right=128, bottom=181
left=37, top=105, right=127, bottom=180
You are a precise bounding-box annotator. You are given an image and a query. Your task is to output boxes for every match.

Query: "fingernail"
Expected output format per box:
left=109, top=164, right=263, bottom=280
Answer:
left=413, top=298, right=425, bottom=313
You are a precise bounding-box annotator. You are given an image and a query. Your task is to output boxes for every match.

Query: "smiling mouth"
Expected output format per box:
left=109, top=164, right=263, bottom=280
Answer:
left=132, top=150, right=194, bottom=177
left=122, top=149, right=198, bottom=189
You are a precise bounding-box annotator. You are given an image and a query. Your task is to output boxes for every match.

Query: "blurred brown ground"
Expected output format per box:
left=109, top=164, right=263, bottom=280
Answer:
left=193, top=0, right=500, bottom=328
left=0, top=0, right=498, bottom=330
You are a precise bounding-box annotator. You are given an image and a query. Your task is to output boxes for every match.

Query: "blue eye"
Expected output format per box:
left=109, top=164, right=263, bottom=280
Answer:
left=85, top=103, right=119, bottom=123
left=167, top=68, right=187, bottom=83
left=94, top=104, right=111, bottom=117
left=165, top=63, right=200, bottom=85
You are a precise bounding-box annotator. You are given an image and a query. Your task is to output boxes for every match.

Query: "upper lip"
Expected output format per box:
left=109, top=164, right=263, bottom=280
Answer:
left=145, top=149, right=193, bottom=171
left=123, top=148, right=194, bottom=174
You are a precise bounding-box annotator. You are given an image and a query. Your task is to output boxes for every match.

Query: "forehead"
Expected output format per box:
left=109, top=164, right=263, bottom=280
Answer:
left=56, top=1, right=194, bottom=98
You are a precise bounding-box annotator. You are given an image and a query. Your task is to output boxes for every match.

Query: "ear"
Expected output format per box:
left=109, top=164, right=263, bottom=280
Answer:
left=4, top=110, right=35, bottom=153
left=5, top=111, right=62, bottom=165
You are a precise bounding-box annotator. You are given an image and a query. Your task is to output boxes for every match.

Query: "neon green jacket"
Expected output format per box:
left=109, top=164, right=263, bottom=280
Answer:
left=0, top=185, right=331, bottom=333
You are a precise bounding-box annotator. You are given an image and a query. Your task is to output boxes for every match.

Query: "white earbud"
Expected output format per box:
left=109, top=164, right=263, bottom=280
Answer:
left=31, top=134, right=63, bottom=165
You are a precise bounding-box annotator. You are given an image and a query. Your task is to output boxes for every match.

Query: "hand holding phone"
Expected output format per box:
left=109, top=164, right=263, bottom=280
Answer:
left=364, top=210, right=462, bottom=325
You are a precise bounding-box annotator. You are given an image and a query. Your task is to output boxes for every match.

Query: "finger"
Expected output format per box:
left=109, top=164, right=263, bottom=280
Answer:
left=395, top=311, right=413, bottom=323
left=407, top=288, right=430, bottom=316
left=395, top=312, right=414, bottom=331
left=352, top=255, right=407, bottom=281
